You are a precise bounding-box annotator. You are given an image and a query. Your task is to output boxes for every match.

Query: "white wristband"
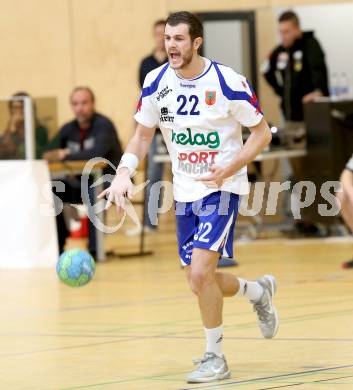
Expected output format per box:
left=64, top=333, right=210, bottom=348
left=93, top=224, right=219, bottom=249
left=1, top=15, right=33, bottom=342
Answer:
left=117, top=153, right=139, bottom=176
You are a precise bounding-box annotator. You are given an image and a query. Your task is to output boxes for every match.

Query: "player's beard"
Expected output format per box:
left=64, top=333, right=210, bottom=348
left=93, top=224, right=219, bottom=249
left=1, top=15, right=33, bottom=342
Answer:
left=169, top=48, right=193, bottom=70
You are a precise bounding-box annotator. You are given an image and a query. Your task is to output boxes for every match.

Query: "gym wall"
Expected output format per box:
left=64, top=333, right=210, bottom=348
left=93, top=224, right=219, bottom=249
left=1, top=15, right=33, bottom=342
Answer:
left=0, top=0, right=351, bottom=145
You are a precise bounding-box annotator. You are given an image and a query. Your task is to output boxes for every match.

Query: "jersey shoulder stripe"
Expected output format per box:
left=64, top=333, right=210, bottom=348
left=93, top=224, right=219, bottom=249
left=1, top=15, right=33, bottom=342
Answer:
left=213, top=62, right=262, bottom=114
left=141, top=63, right=170, bottom=98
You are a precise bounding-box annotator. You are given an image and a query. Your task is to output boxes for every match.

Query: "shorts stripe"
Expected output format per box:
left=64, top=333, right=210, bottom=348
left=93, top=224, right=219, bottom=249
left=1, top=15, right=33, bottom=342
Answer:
left=209, top=210, right=234, bottom=252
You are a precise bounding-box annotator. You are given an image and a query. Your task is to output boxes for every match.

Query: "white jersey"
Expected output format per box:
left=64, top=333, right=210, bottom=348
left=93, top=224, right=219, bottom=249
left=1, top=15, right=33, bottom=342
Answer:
left=134, top=57, right=263, bottom=202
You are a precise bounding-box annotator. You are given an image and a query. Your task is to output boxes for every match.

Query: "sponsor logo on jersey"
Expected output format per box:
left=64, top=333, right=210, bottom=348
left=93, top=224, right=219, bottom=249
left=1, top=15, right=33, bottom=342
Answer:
left=178, top=151, right=218, bottom=163
left=177, top=151, right=219, bottom=174
left=156, top=85, right=172, bottom=101
left=171, top=128, right=220, bottom=149
left=160, top=107, right=174, bottom=123
left=205, top=90, right=216, bottom=105
left=180, top=82, right=196, bottom=89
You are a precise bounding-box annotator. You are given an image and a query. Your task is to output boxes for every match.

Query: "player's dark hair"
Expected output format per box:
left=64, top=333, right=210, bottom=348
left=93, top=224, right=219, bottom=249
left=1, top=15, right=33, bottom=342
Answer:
left=70, top=86, right=95, bottom=103
left=278, top=10, right=300, bottom=26
left=166, top=11, right=203, bottom=41
left=154, top=19, right=166, bottom=29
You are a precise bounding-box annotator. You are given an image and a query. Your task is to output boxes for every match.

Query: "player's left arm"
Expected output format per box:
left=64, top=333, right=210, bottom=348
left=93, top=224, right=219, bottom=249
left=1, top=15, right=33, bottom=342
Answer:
left=197, top=118, right=272, bottom=188
left=226, top=117, right=272, bottom=175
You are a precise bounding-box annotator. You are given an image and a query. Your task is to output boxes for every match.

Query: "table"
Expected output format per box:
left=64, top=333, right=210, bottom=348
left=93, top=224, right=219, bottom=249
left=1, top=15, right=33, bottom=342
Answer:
left=49, top=160, right=106, bottom=262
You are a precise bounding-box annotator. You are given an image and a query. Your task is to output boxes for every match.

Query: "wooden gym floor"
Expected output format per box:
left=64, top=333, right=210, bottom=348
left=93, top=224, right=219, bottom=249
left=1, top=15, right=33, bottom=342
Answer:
left=1, top=216, right=353, bottom=389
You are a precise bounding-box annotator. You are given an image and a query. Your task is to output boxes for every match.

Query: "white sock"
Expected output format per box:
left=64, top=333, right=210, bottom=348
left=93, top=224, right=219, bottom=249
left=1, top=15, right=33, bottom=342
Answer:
left=237, top=278, right=263, bottom=302
left=204, top=325, right=223, bottom=357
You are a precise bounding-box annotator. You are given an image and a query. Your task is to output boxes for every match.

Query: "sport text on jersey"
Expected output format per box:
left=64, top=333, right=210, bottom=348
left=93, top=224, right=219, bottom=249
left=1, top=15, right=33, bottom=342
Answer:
left=178, top=151, right=219, bottom=174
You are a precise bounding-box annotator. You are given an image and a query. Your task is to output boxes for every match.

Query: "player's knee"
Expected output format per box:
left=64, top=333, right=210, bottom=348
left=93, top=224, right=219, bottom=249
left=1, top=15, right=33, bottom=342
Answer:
left=188, top=268, right=213, bottom=295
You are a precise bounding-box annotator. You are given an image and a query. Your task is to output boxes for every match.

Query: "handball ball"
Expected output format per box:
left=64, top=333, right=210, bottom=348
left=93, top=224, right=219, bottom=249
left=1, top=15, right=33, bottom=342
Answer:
left=56, top=249, right=95, bottom=287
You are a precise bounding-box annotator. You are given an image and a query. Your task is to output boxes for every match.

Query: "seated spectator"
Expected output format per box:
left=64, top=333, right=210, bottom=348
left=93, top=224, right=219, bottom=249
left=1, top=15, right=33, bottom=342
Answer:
left=44, top=86, right=122, bottom=256
left=0, top=91, right=48, bottom=159
left=336, top=155, right=353, bottom=268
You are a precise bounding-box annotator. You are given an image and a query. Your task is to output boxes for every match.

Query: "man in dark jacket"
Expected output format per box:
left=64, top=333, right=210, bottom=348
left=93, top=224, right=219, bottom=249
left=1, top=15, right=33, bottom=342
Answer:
left=44, top=86, right=122, bottom=255
left=263, top=10, right=329, bottom=121
left=263, top=11, right=329, bottom=236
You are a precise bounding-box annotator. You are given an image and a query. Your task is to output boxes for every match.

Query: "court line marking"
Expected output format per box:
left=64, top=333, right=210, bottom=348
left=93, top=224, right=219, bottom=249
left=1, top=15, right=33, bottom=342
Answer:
left=257, top=374, right=353, bottom=389
left=8, top=296, right=345, bottom=341
left=59, top=369, right=191, bottom=390
left=1, top=301, right=352, bottom=358
left=52, top=304, right=353, bottom=335
left=1, top=300, right=353, bottom=357
left=236, top=237, right=353, bottom=246
left=11, top=285, right=352, bottom=316
left=4, top=305, right=353, bottom=347
left=2, top=331, right=353, bottom=359
left=58, top=370, right=353, bottom=390
left=3, top=291, right=352, bottom=328
left=257, top=384, right=302, bottom=389
left=180, top=364, right=353, bottom=389
left=59, top=293, right=191, bottom=312
left=94, top=302, right=353, bottom=333
left=2, top=332, right=353, bottom=344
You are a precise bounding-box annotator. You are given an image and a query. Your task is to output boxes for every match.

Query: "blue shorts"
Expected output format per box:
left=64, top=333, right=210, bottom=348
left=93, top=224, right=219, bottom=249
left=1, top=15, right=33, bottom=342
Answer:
left=175, top=191, right=240, bottom=266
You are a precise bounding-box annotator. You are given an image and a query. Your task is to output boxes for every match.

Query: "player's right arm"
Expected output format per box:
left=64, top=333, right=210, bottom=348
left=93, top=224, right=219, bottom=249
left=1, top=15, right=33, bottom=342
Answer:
left=98, top=123, right=156, bottom=212
left=100, top=67, right=161, bottom=212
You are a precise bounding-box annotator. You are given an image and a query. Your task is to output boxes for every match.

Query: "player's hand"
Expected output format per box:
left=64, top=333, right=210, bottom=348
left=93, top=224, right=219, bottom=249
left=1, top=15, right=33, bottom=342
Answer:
left=195, top=165, right=226, bottom=188
left=98, top=168, right=134, bottom=213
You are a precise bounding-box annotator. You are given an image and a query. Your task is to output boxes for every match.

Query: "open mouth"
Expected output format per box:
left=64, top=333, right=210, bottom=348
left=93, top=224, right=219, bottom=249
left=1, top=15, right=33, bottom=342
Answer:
left=169, top=52, right=181, bottom=61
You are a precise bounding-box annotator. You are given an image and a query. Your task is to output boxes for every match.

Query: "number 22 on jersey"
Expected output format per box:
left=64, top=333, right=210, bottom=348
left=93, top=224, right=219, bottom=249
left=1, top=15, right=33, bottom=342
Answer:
left=177, top=95, right=200, bottom=116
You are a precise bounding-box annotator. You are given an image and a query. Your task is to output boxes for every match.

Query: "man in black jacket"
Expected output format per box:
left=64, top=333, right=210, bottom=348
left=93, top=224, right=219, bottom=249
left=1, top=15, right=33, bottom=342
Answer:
left=263, top=10, right=329, bottom=122
left=44, top=87, right=122, bottom=255
left=263, top=11, right=329, bottom=236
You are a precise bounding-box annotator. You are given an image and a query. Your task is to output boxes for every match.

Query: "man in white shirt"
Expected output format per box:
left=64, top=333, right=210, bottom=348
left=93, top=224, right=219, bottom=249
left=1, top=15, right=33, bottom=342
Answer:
left=100, top=11, right=279, bottom=384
